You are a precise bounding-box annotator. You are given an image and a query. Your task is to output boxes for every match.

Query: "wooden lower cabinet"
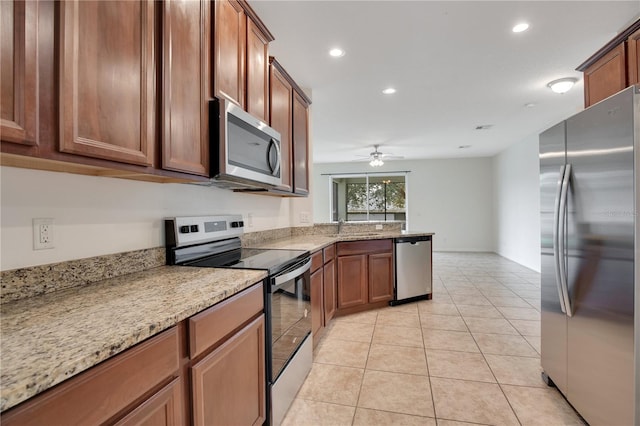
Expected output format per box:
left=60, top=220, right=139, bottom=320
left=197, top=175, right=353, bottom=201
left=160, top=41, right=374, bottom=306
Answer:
left=368, top=252, right=394, bottom=303
left=191, top=315, right=266, bottom=426
left=336, top=239, right=394, bottom=315
left=323, top=259, right=337, bottom=322
left=115, top=378, right=184, bottom=426
left=337, top=254, right=368, bottom=309
left=2, top=326, right=181, bottom=426
left=310, top=267, right=324, bottom=344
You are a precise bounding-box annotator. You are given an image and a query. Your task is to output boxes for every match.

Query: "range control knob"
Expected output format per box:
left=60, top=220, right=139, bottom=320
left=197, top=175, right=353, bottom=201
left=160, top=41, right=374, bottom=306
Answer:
left=238, top=221, right=244, bottom=228
left=190, top=225, right=199, bottom=232
left=179, top=225, right=190, bottom=234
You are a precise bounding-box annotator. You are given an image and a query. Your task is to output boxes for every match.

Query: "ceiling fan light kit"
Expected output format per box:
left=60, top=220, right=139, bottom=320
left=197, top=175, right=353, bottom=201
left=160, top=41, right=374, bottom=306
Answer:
left=370, top=158, right=384, bottom=167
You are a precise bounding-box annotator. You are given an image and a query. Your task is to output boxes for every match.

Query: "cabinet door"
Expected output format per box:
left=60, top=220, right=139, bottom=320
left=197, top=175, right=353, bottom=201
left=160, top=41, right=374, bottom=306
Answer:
left=1, top=0, right=38, bottom=145
left=59, top=0, right=155, bottom=165
left=311, top=268, right=324, bottom=345
left=337, top=254, right=368, bottom=309
left=246, top=18, right=269, bottom=122
left=269, top=63, right=293, bottom=191
left=368, top=252, right=394, bottom=303
left=115, top=378, right=184, bottom=426
left=2, top=327, right=180, bottom=426
left=213, top=0, right=245, bottom=108
left=292, top=90, right=309, bottom=195
left=583, top=43, right=627, bottom=107
left=162, top=0, right=210, bottom=176
left=323, top=259, right=337, bottom=323
left=191, top=315, right=266, bottom=426
left=628, top=29, right=640, bottom=86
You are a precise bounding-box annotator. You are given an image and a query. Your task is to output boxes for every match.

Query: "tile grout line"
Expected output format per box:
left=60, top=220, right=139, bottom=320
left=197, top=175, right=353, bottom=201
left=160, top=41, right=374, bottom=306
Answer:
left=456, top=286, right=525, bottom=426
left=349, top=311, right=377, bottom=426
left=417, top=296, right=439, bottom=422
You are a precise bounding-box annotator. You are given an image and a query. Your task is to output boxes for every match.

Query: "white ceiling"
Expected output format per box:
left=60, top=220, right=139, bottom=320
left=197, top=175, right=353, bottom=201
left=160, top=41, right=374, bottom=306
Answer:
left=250, top=1, right=639, bottom=164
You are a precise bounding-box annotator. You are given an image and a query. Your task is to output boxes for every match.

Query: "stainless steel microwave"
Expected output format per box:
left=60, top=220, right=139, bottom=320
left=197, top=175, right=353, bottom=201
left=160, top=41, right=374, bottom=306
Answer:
left=210, top=97, right=282, bottom=189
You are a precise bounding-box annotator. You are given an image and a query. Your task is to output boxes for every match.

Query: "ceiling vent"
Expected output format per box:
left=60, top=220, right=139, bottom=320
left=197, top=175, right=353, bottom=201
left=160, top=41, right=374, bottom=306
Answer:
left=475, top=124, right=493, bottom=130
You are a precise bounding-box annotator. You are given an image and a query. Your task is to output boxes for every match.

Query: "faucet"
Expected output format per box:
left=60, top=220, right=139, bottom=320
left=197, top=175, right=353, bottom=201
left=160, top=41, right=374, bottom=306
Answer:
left=337, top=218, right=345, bottom=234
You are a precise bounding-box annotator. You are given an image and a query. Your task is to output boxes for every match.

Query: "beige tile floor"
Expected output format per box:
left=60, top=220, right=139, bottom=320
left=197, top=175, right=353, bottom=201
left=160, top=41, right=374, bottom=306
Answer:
left=281, top=252, right=585, bottom=426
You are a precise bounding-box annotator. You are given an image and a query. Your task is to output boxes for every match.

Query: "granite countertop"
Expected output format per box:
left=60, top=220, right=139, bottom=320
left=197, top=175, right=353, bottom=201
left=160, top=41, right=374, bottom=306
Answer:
left=0, top=266, right=267, bottom=412
left=253, top=230, right=435, bottom=252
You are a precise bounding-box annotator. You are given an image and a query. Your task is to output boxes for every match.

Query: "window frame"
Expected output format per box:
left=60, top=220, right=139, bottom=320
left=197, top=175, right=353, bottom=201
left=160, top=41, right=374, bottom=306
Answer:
left=328, top=172, right=409, bottom=227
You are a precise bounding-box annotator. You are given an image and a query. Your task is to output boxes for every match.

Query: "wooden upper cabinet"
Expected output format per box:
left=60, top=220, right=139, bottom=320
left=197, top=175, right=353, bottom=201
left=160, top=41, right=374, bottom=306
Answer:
left=213, top=0, right=245, bottom=108
left=269, top=60, right=293, bottom=192
left=1, top=0, right=38, bottom=146
left=628, top=28, right=640, bottom=86
left=58, top=0, right=155, bottom=166
left=582, top=43, right=626, bottom=107
left=578, top=19, right=640, bottom=108
left=162, top=0, right=210, bottom=176
left=246, top=19, right=269, bottom=122
left=292, top=90, right=310, bottom=195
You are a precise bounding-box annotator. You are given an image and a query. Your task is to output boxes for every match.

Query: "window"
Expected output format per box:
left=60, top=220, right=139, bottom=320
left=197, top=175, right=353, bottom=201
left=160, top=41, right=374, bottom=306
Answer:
left=330, top=173, right=407, bottom=223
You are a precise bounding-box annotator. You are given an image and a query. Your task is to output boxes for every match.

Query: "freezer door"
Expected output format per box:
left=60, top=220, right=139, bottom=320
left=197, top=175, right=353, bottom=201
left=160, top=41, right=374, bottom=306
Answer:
left=539, top=121, right=568, bottom=395
left=565, top=87, right=636, bottom=426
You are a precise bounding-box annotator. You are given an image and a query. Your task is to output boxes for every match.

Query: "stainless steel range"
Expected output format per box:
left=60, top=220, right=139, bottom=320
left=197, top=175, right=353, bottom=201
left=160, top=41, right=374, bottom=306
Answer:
left=165, top=215, right=312, bottom=425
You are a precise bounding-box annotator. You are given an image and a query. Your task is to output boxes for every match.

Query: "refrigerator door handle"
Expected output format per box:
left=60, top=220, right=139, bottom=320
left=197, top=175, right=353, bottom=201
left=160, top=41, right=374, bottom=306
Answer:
left=558, top=163, right=573, bottom=317
left=553, top=165, right=567, bottom=314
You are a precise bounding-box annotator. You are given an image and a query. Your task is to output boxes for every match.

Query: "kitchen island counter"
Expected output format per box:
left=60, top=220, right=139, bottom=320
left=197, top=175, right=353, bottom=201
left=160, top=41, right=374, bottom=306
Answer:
left=0, top=265, right=267, bottom=412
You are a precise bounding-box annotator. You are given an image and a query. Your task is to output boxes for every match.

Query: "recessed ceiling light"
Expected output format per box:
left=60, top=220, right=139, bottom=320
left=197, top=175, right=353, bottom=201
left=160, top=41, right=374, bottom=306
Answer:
left=329, top=48, right=345, bottom=58
left=475, top=124, right=493, bottom=130
left=547, top=77, right=578, bottom=94
left=512, top=23, right=529, bottom=33
left=524, top=102, right=537, bottom=108
left=382, top=88, right=396, bottom=95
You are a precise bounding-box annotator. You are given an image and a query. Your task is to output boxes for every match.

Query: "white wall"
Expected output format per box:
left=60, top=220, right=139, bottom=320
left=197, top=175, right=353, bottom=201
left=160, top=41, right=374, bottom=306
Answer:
left=313, top=158, right=494, bottom=252
left=492, top=134, right=541, bottom=272
left=0, top=166, right=294, bottom=270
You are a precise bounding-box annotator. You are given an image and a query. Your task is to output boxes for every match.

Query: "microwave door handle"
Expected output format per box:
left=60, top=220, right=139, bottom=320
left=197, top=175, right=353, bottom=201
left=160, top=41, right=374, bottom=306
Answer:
left=268, top=138, right=281, bottom=176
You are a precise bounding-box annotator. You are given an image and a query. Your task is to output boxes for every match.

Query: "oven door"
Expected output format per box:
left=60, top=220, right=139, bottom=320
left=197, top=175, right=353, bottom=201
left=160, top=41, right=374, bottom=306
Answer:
left=268, top=258, right=312, bottom=382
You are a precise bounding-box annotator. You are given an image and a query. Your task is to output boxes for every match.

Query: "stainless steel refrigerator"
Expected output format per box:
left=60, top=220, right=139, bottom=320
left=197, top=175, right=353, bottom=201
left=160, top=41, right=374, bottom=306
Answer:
left=539, top=85, right=639, bottom=426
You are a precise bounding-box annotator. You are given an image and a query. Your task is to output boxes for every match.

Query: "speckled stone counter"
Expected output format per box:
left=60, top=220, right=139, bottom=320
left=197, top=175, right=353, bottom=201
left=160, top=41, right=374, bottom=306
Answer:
left=0, top=266, right=267, bottom=412
left=253, top=231, right=435, bottom=252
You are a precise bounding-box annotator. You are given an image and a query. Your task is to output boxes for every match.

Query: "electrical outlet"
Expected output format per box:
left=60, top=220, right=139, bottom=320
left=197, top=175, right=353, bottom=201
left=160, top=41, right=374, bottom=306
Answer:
left=247, top=213, right=254, bottom=227
left=375, top=224, right=383, bottom=230
left=33, top=218, right=54, bottom=250
left=299, top=211, right=310, bottom=224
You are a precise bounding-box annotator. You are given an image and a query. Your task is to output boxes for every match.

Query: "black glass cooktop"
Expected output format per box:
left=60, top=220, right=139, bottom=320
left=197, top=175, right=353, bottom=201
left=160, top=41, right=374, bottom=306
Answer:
left=185, top=247, right=309, bottom=276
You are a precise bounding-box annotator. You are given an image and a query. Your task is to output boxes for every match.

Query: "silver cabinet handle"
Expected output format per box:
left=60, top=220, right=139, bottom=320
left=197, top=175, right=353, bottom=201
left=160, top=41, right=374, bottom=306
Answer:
left=558, top=163, right=572, bottom=317
left=553, top=165, right=567, bottom=314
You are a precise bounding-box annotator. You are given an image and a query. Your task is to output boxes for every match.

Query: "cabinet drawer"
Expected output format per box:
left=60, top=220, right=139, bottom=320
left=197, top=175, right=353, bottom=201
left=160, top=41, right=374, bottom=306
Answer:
left=337, top=239, right=393, bottom=256
left=2, top=327, right=180, bottom=426
left=189, top=282, right=264, bottom=359
left=323, top=244, right=335, bottom=263
left=311, top=250, right=323, bottom=272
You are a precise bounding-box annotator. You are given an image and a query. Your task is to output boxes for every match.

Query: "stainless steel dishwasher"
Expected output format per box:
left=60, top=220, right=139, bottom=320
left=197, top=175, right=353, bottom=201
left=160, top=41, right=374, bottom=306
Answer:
left=390, top=235, right=432, bottom=305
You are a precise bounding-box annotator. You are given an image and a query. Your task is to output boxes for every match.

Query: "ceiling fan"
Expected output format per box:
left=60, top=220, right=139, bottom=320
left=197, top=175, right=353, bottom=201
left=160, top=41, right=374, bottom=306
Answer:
left=354, top=145, right=404, bottom=167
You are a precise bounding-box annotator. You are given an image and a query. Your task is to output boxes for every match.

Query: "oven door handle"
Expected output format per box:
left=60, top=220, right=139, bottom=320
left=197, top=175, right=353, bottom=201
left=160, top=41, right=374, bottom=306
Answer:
left=273, top=258, right=312, bottom=288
